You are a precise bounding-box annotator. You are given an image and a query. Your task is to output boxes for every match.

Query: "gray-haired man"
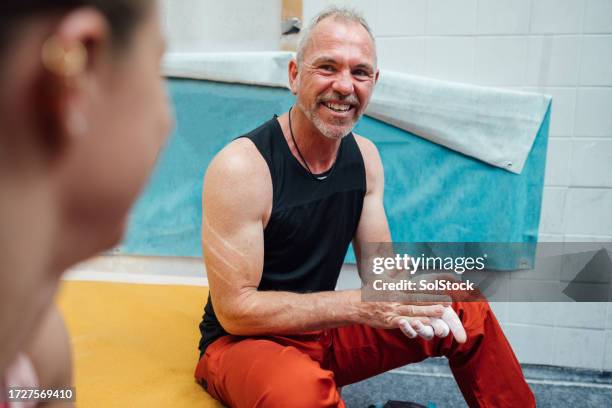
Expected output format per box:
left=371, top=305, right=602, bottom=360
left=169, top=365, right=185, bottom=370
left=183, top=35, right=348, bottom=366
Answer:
left=195, top=8, right=535, bottom=408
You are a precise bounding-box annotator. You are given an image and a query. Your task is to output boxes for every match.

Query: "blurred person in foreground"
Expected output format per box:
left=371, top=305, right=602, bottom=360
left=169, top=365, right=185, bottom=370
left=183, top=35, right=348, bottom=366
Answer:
left=0, top=1, right=172, bottom=406
left=196, top=7, right=535, bottom=408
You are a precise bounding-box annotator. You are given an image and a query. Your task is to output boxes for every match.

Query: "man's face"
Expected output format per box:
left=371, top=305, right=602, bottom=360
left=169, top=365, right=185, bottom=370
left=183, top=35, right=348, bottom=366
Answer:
left=292, top=18, right=378, bottom=140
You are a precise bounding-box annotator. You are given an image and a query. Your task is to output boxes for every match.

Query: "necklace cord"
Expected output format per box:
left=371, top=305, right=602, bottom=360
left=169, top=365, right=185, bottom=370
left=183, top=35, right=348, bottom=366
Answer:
left=289, top=107, right=315, bottom=176
left=288, top=107, right=339, bottom=181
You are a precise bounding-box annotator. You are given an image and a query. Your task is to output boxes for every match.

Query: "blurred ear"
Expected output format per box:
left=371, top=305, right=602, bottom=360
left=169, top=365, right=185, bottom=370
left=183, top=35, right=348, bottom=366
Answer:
left=374, top=69, right=380, bottom=84
left=37, top=8, right=110, bottom=161
left=288, top=58, right=299, bottom=95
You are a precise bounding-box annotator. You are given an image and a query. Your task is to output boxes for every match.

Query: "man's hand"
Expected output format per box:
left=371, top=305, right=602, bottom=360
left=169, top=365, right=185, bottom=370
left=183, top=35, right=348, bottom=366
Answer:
left=400, top=306, right=467, bottom=343
left=356, top=300, right=448, bottom=328
left=357, top=300, right=467, bottom=343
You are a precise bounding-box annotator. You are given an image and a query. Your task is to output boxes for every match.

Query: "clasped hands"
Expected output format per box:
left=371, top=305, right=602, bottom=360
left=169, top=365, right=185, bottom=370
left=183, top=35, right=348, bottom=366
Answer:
left=398, top=304, right=466, bottom=343
left=360, top=273, right=470, bottom=343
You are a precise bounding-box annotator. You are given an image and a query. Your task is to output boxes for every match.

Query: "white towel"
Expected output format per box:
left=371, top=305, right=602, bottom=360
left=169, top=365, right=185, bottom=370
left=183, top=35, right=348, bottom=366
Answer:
left=163, top=52, right=292, bottom=88
left=163, top=52, right=551, bottom=174
left=368, top=71, right=551, bottom=174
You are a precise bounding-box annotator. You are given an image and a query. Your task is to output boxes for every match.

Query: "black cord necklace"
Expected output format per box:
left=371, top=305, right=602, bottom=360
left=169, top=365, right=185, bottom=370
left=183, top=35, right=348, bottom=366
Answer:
left=288, top=107, right=338, bottom=181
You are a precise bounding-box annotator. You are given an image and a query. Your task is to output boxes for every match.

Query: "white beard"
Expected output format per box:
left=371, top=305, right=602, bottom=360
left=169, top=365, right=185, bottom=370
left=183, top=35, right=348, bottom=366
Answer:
left=298, top=100, right=359, bottom=140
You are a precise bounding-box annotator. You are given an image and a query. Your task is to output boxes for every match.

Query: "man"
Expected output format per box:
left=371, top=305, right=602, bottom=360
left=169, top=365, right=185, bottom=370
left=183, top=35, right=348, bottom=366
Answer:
left=195, top=7, right=535, bottom=408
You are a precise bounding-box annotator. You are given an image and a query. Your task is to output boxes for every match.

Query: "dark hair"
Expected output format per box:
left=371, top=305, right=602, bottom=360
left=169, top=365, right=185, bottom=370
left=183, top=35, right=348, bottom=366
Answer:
left=0, top=0, right=149, bottom=55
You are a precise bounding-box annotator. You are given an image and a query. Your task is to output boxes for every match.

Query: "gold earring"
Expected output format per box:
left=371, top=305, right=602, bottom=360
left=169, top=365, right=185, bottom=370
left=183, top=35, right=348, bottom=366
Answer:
left=41, top=37, right=87, bottom=77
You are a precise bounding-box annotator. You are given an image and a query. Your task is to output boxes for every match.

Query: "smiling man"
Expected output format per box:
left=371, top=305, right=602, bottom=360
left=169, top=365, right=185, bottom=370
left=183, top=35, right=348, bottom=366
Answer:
left=195, top=7, right=534, bottom=408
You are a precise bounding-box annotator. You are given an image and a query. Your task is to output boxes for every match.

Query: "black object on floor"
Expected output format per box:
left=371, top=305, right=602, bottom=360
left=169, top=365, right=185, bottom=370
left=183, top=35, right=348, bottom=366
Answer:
left=378, top=400, right=427, bottom=408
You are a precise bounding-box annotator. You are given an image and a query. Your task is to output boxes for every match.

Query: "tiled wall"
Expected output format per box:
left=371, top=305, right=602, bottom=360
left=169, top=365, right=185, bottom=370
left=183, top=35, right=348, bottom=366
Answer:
left=303, top=0, right=612, bottom=370
left=161, top=0, right=281, bottom=52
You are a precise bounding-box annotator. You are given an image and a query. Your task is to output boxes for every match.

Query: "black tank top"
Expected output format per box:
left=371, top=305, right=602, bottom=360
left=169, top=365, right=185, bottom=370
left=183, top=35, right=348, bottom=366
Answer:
left=198, top=116, right=366, bottom=355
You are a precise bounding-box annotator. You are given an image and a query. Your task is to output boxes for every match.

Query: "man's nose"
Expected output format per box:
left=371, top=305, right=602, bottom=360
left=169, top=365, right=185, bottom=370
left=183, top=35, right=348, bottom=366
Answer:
left=332, top=70, right=354, bottom=96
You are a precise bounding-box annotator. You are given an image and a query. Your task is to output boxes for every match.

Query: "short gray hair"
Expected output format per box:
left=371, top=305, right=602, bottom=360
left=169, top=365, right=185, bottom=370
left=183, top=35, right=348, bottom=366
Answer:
left=296, top=6, right=377, bottom=67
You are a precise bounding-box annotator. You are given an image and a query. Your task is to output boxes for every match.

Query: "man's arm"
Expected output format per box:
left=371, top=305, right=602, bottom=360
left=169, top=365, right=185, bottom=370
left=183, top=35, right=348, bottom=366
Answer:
left=203, top=138, right=444, bottom=336
left=352, top=136, right=466, bottom=342
left=352, top=135, right=392, bottom=277
left=351, top=136, right=431, bottom=329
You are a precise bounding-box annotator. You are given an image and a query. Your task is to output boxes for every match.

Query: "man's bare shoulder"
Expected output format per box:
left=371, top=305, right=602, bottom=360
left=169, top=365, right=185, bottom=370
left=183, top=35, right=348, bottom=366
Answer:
left=353, top=134, right=382, bottom=162
left=204, top=138, right=272, bottom=218
left=353, top=134, right=384, bottom=193
left=208, top=138, right=269, bottom=179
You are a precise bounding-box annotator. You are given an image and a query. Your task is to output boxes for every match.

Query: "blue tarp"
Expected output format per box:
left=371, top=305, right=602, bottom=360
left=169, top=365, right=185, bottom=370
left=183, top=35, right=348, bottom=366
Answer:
left=120, top=78, right=550, bottom=265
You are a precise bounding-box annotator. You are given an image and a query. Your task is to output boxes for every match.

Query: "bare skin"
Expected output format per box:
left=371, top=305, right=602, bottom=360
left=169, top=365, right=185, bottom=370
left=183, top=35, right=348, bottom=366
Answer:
left=24, top=307, right=73, bottom=408
left=0, top=1, right=171, bottom=404
left=202, top=17, right=451, bottom=339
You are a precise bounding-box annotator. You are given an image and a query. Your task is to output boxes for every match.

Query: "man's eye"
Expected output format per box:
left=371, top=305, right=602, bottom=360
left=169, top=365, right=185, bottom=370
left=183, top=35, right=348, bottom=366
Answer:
left=353, top=70, right=370, bottom=77
left=320, top=65, right=335, bottom=72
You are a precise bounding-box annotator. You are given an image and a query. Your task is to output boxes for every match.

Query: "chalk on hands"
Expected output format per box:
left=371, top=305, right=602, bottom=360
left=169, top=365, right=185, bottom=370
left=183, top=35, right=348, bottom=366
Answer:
left=399, top=319, right=417, bottom=338
left=441, top=306, right=467, bottom=343
left=430, top=317, right=450, bottom=338
left=414, top=320, right=434, bottom=340
left=399, top=307, right=466, bottom=343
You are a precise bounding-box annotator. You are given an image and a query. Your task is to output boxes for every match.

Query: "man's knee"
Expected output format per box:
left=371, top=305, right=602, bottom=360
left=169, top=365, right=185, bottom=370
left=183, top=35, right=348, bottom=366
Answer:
left=202, top=339, right=343, bottom=408
left=260, top=366, right=342, bottom=408
left=253, top=347, right=340, bottom=408
left=444, top=301, right=506, bottom=364
left=453, top=300, right=494, bottom=336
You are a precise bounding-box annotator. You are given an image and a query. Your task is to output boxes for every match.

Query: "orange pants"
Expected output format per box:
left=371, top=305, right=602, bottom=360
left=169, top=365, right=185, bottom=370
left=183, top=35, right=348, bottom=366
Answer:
left=194, top=301, right=535, bottom=408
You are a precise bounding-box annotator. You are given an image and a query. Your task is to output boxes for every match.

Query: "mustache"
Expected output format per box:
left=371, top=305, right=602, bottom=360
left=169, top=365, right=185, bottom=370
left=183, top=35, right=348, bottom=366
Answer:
left=317, top=93, right=360, bottom=108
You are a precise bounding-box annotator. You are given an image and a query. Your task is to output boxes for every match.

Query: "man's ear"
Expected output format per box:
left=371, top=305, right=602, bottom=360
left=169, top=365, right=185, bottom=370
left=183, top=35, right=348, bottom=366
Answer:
left=36, top=8, right=110, bottom=160
left=288, top=58, right=299, bottom=95
left=374, top=69, right=380, bottom=85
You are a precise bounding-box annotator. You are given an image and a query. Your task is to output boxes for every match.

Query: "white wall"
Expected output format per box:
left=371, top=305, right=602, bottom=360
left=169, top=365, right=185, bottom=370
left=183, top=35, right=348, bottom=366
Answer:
left=160, top=0, right=282, bottom=52
left=303, top=0, right=612, bottom=371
